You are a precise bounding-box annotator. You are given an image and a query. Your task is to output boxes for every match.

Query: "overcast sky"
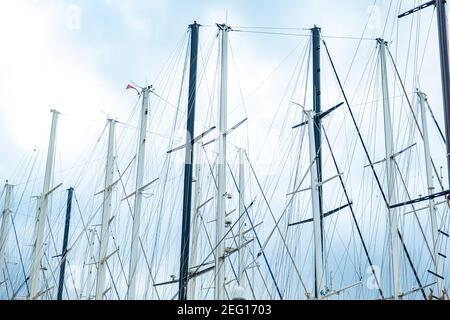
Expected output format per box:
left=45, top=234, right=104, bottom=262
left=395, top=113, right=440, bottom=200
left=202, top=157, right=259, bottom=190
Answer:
left=0, top=0, right=444, bottom=175
left=0, top=0, right=376, bottom=166
left=0, top=0, right=438, bottom=172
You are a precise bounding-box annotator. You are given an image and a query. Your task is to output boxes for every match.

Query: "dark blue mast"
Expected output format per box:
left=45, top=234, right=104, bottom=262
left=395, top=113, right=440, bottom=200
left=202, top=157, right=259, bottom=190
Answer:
left=57, top=187, right=73, bottom=300
left=179, top=21, right=199, bottom=300
left=312, top=26, right=324, bottom=298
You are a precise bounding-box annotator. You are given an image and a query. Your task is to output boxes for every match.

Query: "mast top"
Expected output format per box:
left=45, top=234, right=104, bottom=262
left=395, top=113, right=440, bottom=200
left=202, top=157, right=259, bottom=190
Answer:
left=189, top=21, right=201, bottom=28
left=217, top=23, right=232, bottom=31
left=416, top=88, right=428, bottom=97
left=376, top=38, right=388, bottom=46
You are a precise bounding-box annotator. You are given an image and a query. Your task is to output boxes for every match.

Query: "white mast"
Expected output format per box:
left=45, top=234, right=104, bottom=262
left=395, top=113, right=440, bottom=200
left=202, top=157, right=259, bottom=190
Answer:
left=95, top=119, right=116, bottom=300
left=417, top=91, right=443, bottom=295
left=30, top=109, right=59, bottom=299
left=0, top=183, right=13, bottom=288
left=378, top=39, right=401, bottom=300
left=307, top=110, right=324, bottom=299
left=233, top=148, right=246, bottom=300
left=128, top=87, right=150, bottom=300
left=189, top=142, right=202, bottom=300
left=215, top=23, right=229, bottom=300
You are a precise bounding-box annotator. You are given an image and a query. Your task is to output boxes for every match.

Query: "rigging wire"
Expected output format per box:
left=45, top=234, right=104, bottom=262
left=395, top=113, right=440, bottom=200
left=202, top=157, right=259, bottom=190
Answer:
left=232, top=29, right=378, bottom=41
left=243, top=151, right=308, bottom=297
left=322, top=38, right=389, bottom=207
left=226, top=165, right=284, bottom=299
left=9, top=149, right=41, bottom=297
left=322, top=126, right=384, bottom=298
left=386, top=45, right=445, bottom=191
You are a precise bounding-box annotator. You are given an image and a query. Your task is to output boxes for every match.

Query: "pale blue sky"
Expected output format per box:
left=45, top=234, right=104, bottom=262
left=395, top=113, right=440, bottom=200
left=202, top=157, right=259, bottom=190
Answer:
left=0, top=0, right=405, bottom=173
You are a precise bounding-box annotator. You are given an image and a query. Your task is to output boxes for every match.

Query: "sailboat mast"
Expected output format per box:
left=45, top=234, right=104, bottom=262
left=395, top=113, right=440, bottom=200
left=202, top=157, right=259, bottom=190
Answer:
left=128, top=86, right=150, bottom=300
left=436, top=0, right=450, bottom=195
left=312, top=26, right=324, bottom=232
left=215, top=23, right=229, bottom=300
left=0, top=182, right=13, bottom=291
left=30, top=109, right=59, bottom=299
left=95, top=119, right=116, bottom=300
left=311, top=25, right=326, bottom=299
left=307, top=110, right=324, bottom=299
left=57, top=187, right=73, bottom=300
left=378, top=39, right=401, bottom=300
left=179, top=21, right=200, bottom=301
left=417, top=91, right=443, bottom=295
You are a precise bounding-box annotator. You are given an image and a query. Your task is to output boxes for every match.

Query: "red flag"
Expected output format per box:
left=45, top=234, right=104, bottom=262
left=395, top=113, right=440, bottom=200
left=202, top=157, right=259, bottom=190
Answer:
left=126, top=83, right=141, bottom=96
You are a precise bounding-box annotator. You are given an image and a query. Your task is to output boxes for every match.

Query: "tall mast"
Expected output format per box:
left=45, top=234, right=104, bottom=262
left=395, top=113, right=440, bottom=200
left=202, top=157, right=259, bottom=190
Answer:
left=312, top=26, right=324, bottom=235
left=0, top=182, right=13, bottom=291
left=307, top=110, right=324, bottom=299
left=378, top=39, right=401, bottom=300
left=215, top=23, right=229, bottom=300
left=311, top=25, right=325, bottom=299
left=179, top=21, right=200, bottom=301
left=57, top=187, right=73, bottom=300
left=128, top=86, right=151, bottom=300
left=436, top=0, right=450, bottom=193
left=95, top=119, right=116, bottom=300
left=30, top=109, right=59, bottom=299
left=417, top=91, right=443, bottom=295
left=188, top=142, right=202, bottom=300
